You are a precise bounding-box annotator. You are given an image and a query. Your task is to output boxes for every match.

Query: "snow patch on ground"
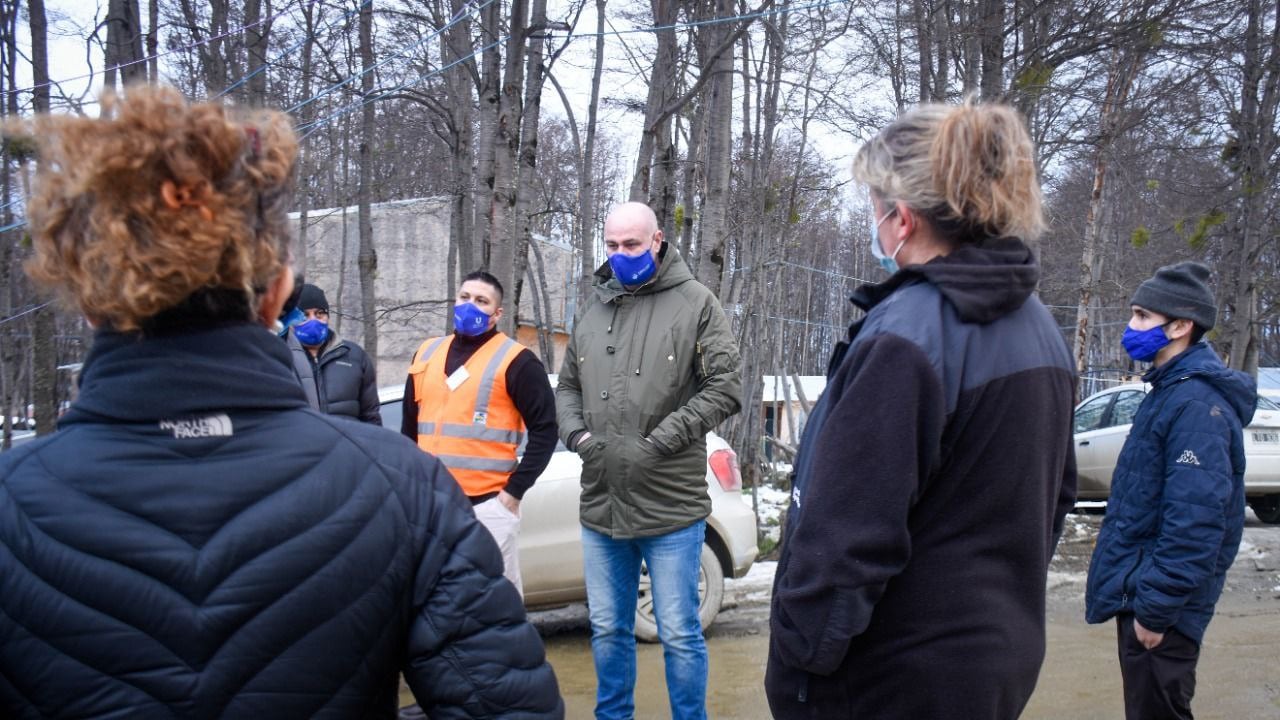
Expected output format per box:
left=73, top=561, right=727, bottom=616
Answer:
left=744, top=486, right=790, bottom=542
left=725, top=560, right=777, bottom=605
left=1046, top=570, right=1087, bottom=591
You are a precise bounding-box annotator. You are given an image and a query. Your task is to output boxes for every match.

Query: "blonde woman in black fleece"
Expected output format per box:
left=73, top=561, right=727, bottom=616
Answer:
left=766, top=100, right=1078, bottom=719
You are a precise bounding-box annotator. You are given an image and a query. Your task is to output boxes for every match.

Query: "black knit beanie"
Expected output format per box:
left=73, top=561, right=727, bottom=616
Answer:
left=1130, top=261, right=1216, bottom=330
left=297, top=283, right=330, bottom=313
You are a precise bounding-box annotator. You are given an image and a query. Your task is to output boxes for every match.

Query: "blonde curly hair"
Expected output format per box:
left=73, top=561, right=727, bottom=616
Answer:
left=17, top=85, right=297, bottom=332
left=852, top=99, right=1045, bottom=243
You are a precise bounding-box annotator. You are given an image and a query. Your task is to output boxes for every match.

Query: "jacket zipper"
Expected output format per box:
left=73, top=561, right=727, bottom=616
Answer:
left=797, top=674, right=808, bottom=703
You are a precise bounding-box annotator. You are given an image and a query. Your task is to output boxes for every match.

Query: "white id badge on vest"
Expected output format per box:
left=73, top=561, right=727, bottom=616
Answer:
left=446, top=365, right=471, bottom=391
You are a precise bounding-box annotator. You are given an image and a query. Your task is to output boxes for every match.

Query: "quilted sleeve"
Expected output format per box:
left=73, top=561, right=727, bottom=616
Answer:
left=401, top=457, right=564, bottom=718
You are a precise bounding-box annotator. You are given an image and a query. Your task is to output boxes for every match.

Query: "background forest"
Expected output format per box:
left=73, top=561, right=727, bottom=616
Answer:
left=1, top=0, right=1278, bottom=490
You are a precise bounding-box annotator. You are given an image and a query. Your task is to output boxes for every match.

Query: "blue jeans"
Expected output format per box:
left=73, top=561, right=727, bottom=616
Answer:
left=582, top=520, right=708, bottom=720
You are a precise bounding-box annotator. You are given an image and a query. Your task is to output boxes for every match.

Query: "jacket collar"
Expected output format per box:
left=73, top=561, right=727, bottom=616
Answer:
left=592, top=243, right=694, bottom=303
left=851, top=238, right=1040, bottom=324
left=62, top=323, right=310, bottom=426
left=1143, top=341, right=1257, bottom=425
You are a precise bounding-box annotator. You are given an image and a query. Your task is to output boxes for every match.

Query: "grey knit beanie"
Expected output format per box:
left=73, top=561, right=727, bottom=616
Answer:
left=1130, top=261, right=1216, bottom=330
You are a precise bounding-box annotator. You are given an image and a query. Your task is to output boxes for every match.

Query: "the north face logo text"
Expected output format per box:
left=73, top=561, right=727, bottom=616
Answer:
left=1176, top=450, right=1201, bottom=466
left=160, top=414, right=233, bottom=439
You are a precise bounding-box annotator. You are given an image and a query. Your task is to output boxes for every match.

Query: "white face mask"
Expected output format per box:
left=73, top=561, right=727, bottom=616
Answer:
left=869, top=207, right=906, bottom=274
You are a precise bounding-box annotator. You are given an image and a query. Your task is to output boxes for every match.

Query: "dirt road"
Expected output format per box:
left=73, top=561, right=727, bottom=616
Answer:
left=530, top=511, right=1280, bottom=718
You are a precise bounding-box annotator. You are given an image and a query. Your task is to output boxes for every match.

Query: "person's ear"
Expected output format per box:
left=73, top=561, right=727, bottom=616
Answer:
left=1166, top=318, right=1195, bottom=341
left=490, top=305, right=504, bottom=328
left=258, top=267, right=295, bottom=328
left=893, top=201, right=915, bottom=242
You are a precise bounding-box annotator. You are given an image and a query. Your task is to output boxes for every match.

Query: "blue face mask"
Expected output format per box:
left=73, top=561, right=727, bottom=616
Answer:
left=453, top=302, right=492, bottom=336
left=870, top=208, right=905, bottom=274
left=1121, top=322, right=1171, bottom=362
left=277, top=306, right=305, bottom=338
left=293, top=318, right=330, bottom=346
left=609, top=247, right=658, bottom=286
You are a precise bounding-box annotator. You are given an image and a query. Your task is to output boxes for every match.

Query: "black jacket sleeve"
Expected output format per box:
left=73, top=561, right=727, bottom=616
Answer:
left=401, top=375, right=418, bottom=441
left=505, top=350, right=557, bottom=500
left=401, top=452, right=564, bottom=717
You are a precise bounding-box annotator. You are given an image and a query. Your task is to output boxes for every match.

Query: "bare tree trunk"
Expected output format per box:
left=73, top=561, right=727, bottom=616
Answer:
left=913, top=0, right=934, bottom=101
left=444, top=0, right=477, bottom=274
left=294, top=0, right=320, bottom=274
left=147, top=0, right=159, bottom=81
left=0, top=0, right=17, bottom=450
left=490, top=0, right=529, bottom=334
left=105, top=0, right=146, bottom=89
left=178, top=0, right=231, bottom=95
left=526, top=239, right=556, bottom=364
left=694, top=0, right=734, bottom=297
left=244, top=0, right=270, bottom=106
left=1072, top=45, right=1145, bottom=385
left=575, top=0, right=607, bottom=299
left=629, top=0, right=679, bottom=206
left=474, top=0, right=503, bottom=269
left=1226, top=0, right=1280, bottom=375
left=357, top=0, right=379, bottom=357
left=510, top=0, right=550, bottom=331
left=28, top=0, right=56, bottom=436
left=978, top=0, right=1005, bottom=99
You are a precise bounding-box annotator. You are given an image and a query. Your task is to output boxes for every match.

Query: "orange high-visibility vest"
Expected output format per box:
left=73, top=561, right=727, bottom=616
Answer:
left=409, top=333, right=527, bottom=497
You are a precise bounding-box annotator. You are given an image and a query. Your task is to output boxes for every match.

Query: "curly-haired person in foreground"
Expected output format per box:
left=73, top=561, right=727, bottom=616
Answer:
left=0, top=85, right=563, bottom=719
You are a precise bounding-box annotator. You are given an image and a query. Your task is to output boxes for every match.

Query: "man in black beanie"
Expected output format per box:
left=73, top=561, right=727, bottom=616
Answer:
left=1085, top=261, right=1257, bottom=719
left=284, top=283, right=381, bottom=424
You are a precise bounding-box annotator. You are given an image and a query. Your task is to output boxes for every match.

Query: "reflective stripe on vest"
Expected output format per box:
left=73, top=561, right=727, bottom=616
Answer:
left=432, top=454, right=521, bottom=473
left=411, top=333, right=527, bottom=497
left=417, top=422, right=525, bottom=444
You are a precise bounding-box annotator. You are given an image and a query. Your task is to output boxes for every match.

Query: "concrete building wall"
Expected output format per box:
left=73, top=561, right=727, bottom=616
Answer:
left=292, top=197, right=573, bottom=388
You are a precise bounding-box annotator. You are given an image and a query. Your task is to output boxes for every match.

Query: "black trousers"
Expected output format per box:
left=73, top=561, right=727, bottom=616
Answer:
left=1116, top=614, right=1200, bottom=720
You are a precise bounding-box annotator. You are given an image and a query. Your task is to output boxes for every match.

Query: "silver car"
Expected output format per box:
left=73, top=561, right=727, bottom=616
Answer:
left=1073, top=383, right=1280, bottom=523
left=378, top=383, right=759, bottom=639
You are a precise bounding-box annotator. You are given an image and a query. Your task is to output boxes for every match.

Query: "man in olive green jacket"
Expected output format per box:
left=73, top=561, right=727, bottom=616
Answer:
left=556, top=201, right=742, bottom=720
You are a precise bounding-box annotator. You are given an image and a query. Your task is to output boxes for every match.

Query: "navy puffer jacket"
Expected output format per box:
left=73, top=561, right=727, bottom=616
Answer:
left=1085, top=342, right=1255, bottom=644
left=0, top=324, right=563, bottom=719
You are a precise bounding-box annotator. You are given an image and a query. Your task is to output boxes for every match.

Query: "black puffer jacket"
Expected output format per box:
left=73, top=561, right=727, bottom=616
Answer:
left=0, top=324, right=563, bottom=719
left=286, top=326, right=381, bottom=423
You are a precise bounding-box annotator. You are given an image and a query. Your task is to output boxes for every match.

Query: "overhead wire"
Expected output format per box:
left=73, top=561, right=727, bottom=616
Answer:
left=4, top=0, right=320, bottom=99
left=2, top=0, right=852, bottom=238
left=292, top=0, right=851, bottom=139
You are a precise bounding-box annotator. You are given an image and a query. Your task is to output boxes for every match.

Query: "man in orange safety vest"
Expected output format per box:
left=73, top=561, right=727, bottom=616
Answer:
left=401, top=270, right=558, bottom=595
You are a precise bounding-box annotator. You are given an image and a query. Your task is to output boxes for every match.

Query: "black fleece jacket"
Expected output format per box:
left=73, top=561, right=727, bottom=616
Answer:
left=766, top=239, right=1078, bottom=720
left=400, top=328, right=558, bottom=501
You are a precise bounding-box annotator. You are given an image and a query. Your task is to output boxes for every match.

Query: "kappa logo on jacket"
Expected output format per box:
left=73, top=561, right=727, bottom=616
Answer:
left=159, top=414, right=233, bottom=439
left=1176, top=449, right=1201, bottom=466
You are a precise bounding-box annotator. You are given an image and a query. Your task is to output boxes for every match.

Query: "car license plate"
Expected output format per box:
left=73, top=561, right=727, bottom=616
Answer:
left=1253, top=431, right=1280, bottom=444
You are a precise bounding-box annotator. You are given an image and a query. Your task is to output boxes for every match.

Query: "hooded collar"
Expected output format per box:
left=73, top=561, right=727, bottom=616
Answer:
left=852, top=238, right=1040, bottom=324
left=1143, top=341, right=1257, bottom=425
left=593, top=242, right=694, bottom=303
left=62, top=323, right=310, bottom=427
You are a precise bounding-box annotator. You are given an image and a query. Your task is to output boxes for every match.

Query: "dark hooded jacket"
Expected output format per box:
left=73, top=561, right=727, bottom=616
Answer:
left=1085, top=341, right=1255, bottom=644
left=0, top=323, right=563, bottom=719
left=766, top=239, right=1078, bottom=720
